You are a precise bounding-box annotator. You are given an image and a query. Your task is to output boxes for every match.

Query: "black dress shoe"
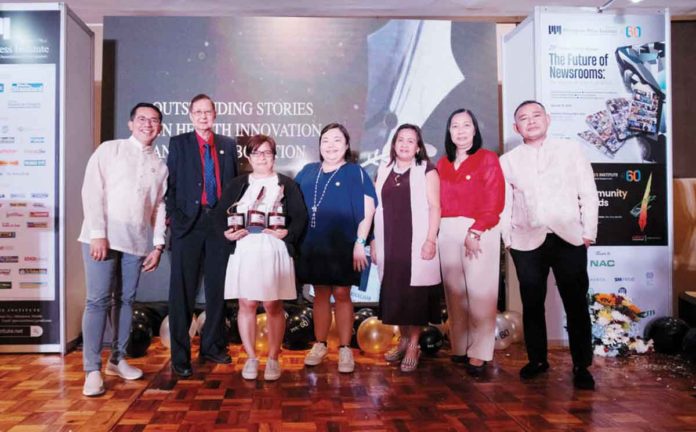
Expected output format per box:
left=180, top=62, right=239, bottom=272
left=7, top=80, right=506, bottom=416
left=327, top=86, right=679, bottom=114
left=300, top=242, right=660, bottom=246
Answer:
left=450, top=354, right=469, bottom=364
left=171, top=363, right=193, bottom=378
left=519, top=361, right=550, bottom=379
left=573, top=366, right=595, bottom=390
left=465, top=360, right=488, bottom=377
left=199, top=352, right=232, bottom=364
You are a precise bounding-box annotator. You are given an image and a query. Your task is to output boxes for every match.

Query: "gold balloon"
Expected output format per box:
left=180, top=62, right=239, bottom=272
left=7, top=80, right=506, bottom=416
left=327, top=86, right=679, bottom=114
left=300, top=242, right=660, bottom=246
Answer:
left=356, top=317, right=393, bottom=354
left=327, top=311, right=340, bottom=350
left=255, top=313, right=269, bottom=354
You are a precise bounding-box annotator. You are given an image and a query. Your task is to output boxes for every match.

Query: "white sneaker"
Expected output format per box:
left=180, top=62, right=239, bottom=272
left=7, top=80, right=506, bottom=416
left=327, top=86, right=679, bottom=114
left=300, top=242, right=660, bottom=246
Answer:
left=264, top=358, right=281, bottom=381
left=105, top=359, right=143, bottom=380
left=304, top=342, right=328, bottom=366
left=242, top=358, right=259, bottom=380
left=82, top=371, right=105, bottom=397
left=338, top=347, right=355, bottom=373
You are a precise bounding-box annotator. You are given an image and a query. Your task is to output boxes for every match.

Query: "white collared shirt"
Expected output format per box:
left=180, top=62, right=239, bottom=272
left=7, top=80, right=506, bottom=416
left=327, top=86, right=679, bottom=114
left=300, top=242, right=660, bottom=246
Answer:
left=78, top=136, right=168, bottom=256
left=499, top=138, right=598, bottom=251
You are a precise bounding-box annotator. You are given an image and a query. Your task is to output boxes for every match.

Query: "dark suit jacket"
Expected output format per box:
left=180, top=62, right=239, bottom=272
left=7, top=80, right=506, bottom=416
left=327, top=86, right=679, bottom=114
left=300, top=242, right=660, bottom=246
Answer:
left=213, top=173, right=308, bottom=258
left=166, top=131, right=238, bottom=238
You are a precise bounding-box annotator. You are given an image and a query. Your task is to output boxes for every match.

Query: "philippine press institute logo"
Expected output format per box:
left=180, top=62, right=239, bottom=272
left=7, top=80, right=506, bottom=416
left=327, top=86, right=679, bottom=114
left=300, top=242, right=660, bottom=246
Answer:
left=625, top=25, right=642, bottom=38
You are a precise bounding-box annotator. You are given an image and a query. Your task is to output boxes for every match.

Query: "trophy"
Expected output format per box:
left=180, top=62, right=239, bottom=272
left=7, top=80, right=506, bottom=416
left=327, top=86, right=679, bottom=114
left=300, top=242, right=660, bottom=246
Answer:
left=246, top=186, right=266, bottom=233
left=267, top=185, right=286, bottom=230
left=226, top=199, right=245, bottom=231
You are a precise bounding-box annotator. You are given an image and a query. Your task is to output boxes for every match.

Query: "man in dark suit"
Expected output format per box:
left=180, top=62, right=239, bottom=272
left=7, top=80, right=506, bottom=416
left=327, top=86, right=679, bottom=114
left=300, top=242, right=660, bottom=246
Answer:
left=166, top=94, right=238, bottom=377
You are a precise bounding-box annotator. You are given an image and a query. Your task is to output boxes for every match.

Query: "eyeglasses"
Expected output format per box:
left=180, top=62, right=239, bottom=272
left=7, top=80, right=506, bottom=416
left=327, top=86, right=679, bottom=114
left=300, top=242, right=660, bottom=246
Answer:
left=191, top=110, right=214, bottom=117
left=250, top=150, right=274, bottom=158
left=135, top=116, right=161, bottom=125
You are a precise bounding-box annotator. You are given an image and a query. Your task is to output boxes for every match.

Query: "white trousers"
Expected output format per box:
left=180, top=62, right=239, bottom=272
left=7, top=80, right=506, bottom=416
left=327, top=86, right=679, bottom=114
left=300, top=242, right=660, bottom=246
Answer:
left=439, top=217, right=500, bottom=361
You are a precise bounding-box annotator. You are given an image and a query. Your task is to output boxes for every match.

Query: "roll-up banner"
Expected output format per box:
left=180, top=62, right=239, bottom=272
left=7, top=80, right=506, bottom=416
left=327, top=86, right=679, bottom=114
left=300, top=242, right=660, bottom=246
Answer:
left=504, top=7, right=672, bottom=338
left=105, top=17, right=499, bottom=305
left=0, top=6, right=61, bottom=348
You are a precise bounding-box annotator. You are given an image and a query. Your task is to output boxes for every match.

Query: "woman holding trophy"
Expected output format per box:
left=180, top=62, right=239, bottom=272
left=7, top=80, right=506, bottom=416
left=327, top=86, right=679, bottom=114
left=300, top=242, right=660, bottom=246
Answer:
left=215, top=134, right=307, bottom=381
left=295, top=123, right=376, bottom=374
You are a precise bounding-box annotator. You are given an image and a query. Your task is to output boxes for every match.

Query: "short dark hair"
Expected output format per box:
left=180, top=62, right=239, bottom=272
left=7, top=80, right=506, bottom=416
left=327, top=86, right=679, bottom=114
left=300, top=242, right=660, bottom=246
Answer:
left=189, top=93, right=216, bottom=114
left=246, top=134, right=277, bottom=157
left=129, top=103, right=162, bottom=122
left=513, top=100, right=546, bottom=118
left=389, top=123, right=429, bottom=165
left=445, top=108, right=482, bottom=162
left=319, top=122, right=352, bottom=162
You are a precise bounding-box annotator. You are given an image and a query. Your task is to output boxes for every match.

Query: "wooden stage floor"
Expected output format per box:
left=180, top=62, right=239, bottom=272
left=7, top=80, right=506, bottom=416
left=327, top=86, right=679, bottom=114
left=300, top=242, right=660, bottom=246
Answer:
left=0, top=339, right=694, bottom=431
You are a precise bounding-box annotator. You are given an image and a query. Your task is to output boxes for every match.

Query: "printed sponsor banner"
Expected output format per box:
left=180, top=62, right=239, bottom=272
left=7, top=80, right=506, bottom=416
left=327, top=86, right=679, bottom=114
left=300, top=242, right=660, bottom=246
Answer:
left=0, top=9, right=60, bottom=345
left=536, top=9, right=671, bottom=333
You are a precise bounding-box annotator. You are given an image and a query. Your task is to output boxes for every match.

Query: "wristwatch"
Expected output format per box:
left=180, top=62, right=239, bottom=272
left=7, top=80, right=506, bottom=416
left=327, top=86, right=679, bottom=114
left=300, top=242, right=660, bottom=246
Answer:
left=356, top=237, right=367, bottom=245
left=467, top=231, right=481, bottom=241
left=155, top=245, right=165, bottom=252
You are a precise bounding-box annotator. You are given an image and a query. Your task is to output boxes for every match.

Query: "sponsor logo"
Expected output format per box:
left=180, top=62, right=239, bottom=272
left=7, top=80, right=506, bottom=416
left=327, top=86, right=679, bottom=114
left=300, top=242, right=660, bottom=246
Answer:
left=548, top=25, right=562, bottom=35
left=626, top=25, right=642, bottom=38
left=8, top=101, right=41, bottom=109
left=0, top=136, right=15, bottom=144
left=1, top=223, right=19, bottom=228
left=0, top=149, right=16, bottom=154
left=31, top=193, right=48, bottom=199
left=0, top=281, right=11, bottom=289
left=0, top=232, right=16, bottom=238
left=0, top=160, right=18, bottom=166
left=11, top=83, right=44, bottom=93
left=29, top=211, right=48, bottom=217
left=0, top=83, right=3, bottom=93
left=19, top=268, right=47, bottom=275
left=0, top=17, right=11, bottom=40
left=10, top=193, right=25, bottom=199
left=23, top=256, right=46, bottom=262
left=29, top=137, right=45, bottom=144
left=0, top=256, right=19, bottom=263
left=27, top=222, right=48, bottom=228
left=0, top=269, right=9, bottom=276
left=24, top=160, right=46, bottom=167
left=614, top=276, right=635, bottom=282
left=0, top=245, right=15, bottom=250
left=24, top=149, right=46, bottom=154
left=590, top=259, right=615, bottom=267
left=32, top=203, right=46, bottom=208
left=9, top=203, right=26, bottom=207
left=6, top=211, right=24, bottom=217
left=19, top=282, right=46, bottom=289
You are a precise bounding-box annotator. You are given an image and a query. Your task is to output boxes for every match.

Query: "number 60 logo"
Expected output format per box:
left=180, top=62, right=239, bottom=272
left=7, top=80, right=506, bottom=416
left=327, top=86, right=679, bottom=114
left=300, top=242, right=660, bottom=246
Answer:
left=625, top=170, right=641, bottom=182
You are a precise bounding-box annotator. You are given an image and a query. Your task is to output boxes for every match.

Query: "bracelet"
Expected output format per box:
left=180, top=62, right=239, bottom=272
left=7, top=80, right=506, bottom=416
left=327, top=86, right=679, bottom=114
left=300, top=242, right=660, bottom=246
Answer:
left=355, top=237, right=366, bottom=245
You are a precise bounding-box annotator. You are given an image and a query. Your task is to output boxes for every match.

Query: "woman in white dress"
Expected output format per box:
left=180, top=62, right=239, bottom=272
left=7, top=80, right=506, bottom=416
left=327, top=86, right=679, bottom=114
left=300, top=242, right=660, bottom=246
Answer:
left=214, top=134, right=307, bottom=381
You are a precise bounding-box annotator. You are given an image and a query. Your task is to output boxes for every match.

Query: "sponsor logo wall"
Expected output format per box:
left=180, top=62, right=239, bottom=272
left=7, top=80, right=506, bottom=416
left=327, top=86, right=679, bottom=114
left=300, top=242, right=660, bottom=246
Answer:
left=0, top=10, right=60, bottom=345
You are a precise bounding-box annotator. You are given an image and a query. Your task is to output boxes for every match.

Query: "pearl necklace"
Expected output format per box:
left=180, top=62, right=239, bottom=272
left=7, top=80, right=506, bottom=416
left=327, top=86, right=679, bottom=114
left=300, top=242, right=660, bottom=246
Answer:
left=311, top=164, right=342, bottom=228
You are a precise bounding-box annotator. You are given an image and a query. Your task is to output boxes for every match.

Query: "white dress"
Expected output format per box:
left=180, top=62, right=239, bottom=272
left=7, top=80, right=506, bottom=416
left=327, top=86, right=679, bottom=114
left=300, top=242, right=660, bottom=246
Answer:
left=224, top=174, right=297, bottom=301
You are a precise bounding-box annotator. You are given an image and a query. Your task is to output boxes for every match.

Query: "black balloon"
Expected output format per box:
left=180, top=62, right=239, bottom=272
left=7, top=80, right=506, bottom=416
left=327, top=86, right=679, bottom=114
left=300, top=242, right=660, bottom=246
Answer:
left=419, top=325, right=444, bottom=355
left=126, top=321, right=153, bottom=358
left=351, top=312, right=372, bottom=348
left=284, top=313, right=314, bottom=350
left=440, top=306, right=448, bottom=324
left=132, top=308, right=150, bottom=325
left=644, top=316, right=689, bottom=354
left=299, top=306, right=314, bottom=321
left=682, top=328, right=696, bottom=361
left=357, top=308, right=375, bottom=319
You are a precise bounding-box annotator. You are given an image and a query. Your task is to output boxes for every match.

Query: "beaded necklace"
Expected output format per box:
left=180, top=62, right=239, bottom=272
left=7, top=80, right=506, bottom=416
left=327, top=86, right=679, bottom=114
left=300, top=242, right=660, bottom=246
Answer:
left=310, top=164, right=343, bottom=228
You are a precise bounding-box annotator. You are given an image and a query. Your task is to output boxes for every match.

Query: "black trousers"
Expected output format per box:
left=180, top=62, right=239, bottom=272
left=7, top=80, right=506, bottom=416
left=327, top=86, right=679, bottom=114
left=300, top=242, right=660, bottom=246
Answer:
left=510, top=234, right=592, bottom=368
left=168, top=210, right=228, bottom=367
